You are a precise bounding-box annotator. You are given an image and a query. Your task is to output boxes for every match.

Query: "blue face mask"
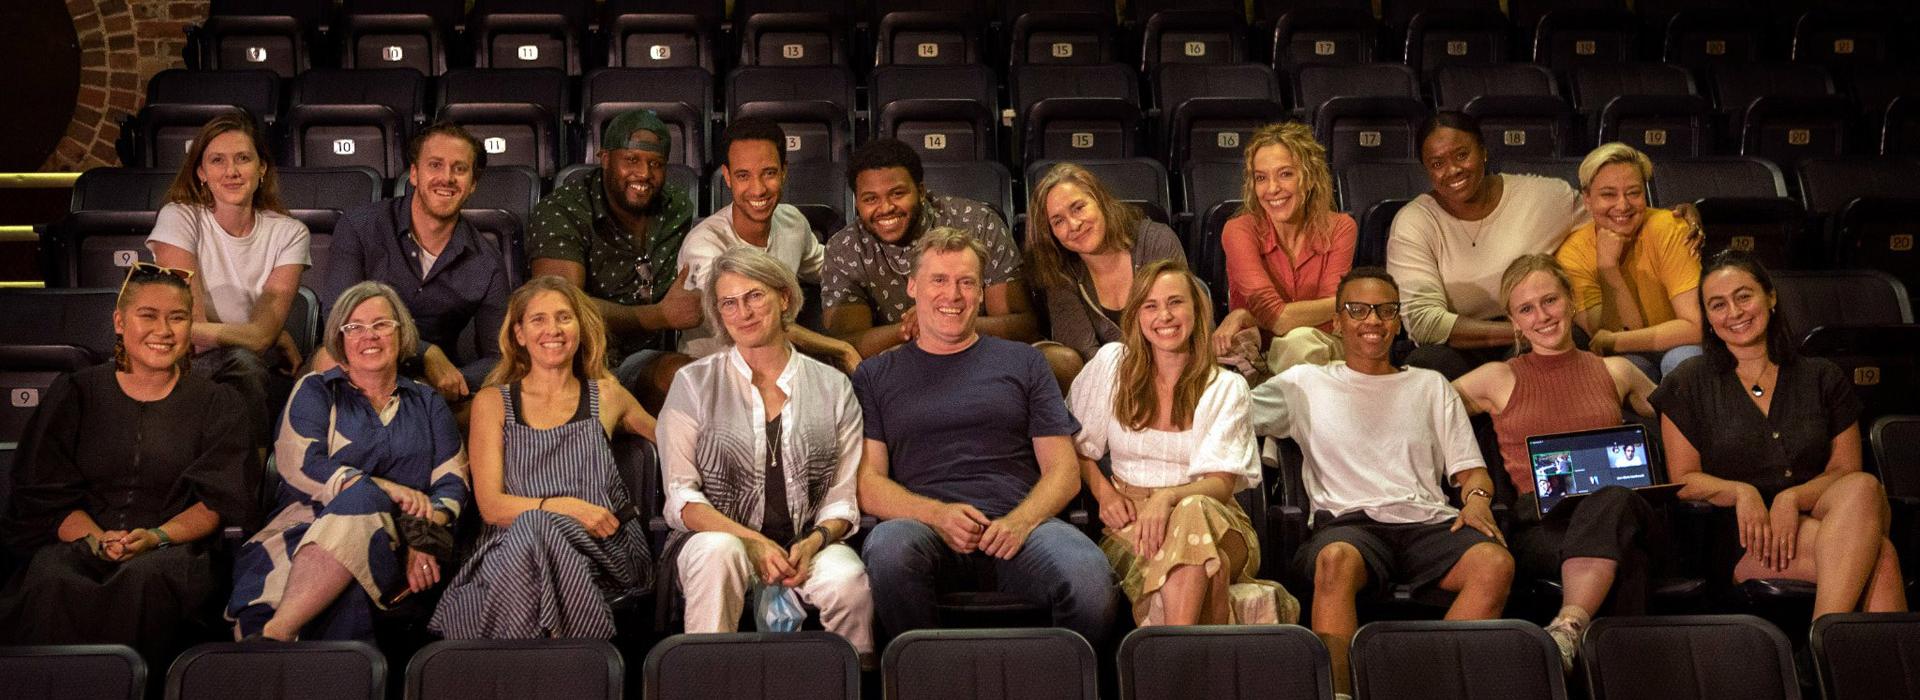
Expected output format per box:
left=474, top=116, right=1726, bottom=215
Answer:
left=754, top=583, right=806, bottom=633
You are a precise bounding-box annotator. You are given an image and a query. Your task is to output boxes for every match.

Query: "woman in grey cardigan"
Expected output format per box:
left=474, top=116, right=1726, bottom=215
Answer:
left=1025, top=163, right=1187, bottom=360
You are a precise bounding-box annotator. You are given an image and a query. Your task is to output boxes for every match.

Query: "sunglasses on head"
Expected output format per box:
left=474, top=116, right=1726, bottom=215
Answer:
left=118, top=261, right=195, bottom=297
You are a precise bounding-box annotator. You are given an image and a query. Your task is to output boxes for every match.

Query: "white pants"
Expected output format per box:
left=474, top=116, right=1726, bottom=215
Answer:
left=677, top=531, right=874, bottom=653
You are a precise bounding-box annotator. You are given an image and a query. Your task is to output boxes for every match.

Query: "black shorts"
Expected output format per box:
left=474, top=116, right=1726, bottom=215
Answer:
left=1292, top=510, right=1501, bottom=594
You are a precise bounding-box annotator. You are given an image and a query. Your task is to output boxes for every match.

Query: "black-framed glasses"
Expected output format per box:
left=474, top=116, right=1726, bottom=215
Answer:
left=1340, top=301, right=1401, bottom=321
left=340, top=319, right=401, bottom=338
left=118, top=261, right=195, bottom=297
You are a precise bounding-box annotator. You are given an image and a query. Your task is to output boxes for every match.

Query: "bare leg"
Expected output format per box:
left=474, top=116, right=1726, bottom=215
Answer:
left=1864, top=538, right=1910, bottom=613
left=1156, top=564, right=1210, bottom=626
left=1808, top=473, right=1894, bottom=618
left=1439, top=543, right=1514, bottom=620
left=1312, top=543, right=1368, bottom=697
left=260, top=544, right=355, bottom=640
left=1558, top=556, right=1617, bottom=616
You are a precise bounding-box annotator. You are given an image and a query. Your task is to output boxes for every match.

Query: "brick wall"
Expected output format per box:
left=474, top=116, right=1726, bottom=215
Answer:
left=46, top=0, right=208, bottom=172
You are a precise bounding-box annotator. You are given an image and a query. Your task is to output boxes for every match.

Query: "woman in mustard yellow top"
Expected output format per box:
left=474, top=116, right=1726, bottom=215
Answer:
left=1554, top=143, right=1703, bottom=380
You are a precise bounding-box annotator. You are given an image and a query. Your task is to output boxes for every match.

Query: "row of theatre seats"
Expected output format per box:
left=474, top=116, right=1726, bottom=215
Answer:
left=122, top=50, right=1920, bottom=180
left=9, top=614, right=1920, bottom=699
left=186, top=0, right=1920, bottom=79
left=143, top=0, right=1920, bottom=177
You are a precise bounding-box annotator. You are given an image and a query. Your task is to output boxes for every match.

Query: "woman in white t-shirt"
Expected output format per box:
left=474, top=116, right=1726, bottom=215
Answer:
left=1068, top=259, right=1295, bottom=627
left=146, top=112, right=311, bottom=445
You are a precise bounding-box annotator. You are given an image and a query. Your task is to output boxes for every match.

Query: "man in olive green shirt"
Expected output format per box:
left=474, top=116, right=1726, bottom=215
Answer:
left=527, top=109, right=699, bottom=407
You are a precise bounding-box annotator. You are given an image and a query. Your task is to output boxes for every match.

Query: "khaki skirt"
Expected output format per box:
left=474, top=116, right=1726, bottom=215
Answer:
left=1099, top=478, right=1298, bottom=626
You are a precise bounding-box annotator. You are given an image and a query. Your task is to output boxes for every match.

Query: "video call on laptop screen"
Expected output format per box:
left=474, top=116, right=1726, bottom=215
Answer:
left=1527, top=426, right=1654, bottom=514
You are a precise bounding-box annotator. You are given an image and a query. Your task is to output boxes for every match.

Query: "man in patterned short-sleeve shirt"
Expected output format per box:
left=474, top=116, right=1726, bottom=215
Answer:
left=823, top=139, right=1081, bottom=387
left=527, top=109, right=700, bottom=407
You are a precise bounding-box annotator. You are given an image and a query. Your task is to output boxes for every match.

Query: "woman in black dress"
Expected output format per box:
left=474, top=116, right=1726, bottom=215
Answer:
left=0, top=264, right=256, bottom=656
left=1651, top=251, right=1906, bottom=616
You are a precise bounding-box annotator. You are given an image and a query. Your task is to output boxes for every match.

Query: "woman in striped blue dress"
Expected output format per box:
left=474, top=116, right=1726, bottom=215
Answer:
left=430, top=276, right=657, bottom=639
left=229, top=281, right=470, bottom=640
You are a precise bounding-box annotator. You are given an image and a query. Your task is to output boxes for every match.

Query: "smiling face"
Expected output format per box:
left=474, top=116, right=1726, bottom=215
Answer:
left=1044, top=182, right=1107, bottom=256
left=1507, top=270, right=1574, bottom=352
left=114, top=283, right=192, bottom=373
left=601, top=146, right=668, bottom=216
left=513, top=290, right=581, bottom=370
left=1336, top=278, right=1400, bottom=365
left=726, top=139, right=785, bottom=227
left=1136, top=271, right=1196, bottom=355
left=195, top=130, right=263, bottom=210
left=1251, top=143, right=1304, bottom=227
left=854, top=166, right=921, bottom=244
left=1701, top=267, right=1775, bottom=352
left=1420, top=126, right=1489, bottom=211
left=714, top=271, right=788, bottom=350
left=907, top=247, right=983, bottom=350
left=1583, top=162, right=1650, bottom=237
left=342, top=296, right=401, bottom=375
left=409, top=133, right=478, bottom=221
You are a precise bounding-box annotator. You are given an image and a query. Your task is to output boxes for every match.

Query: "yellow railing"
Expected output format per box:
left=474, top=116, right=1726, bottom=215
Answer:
left=0, top=172, right=82, bottom=188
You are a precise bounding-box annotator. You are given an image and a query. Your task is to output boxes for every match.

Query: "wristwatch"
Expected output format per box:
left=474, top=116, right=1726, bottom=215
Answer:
left=147, top=527, right=174, bottom=548
left=1465, top=488, right=1493, bottom=503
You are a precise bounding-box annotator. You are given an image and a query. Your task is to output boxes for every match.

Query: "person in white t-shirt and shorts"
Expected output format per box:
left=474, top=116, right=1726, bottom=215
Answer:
left=1251, top=267, right=1513, bottom=699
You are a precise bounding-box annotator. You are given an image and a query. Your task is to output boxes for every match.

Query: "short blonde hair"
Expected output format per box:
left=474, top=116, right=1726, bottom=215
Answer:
left=910, top=226, right=989, bottom=278
left=703, top=245, right=803, bottom=346
left=322, top=281, right=421, bottom=367
left=1578, top=142, right=1654, bottom=192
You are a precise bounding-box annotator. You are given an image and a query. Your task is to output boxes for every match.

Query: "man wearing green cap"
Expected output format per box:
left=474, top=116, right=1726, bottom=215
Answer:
left=528, top=108, right=699, bottom=408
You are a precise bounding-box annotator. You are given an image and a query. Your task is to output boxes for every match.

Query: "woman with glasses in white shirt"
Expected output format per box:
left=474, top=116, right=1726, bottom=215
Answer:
left=656, top=246, right=872, bottom=660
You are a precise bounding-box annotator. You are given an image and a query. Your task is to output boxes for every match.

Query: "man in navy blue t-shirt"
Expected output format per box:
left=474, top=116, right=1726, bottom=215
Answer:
left=854, top=227, right=1117, bottom=647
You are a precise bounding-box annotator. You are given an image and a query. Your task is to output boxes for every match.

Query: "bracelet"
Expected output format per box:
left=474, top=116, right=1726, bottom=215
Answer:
left=537, top=497, right=550, bottom=512
left=147, top=527, right=173, bottom=548
left=806, top=524, right=835, bottom=547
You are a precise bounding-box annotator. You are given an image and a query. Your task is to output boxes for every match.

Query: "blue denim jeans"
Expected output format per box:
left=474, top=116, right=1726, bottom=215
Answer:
left=862, top=517, right=1118, bottom=647
left=1621, top=344, right=1705, bottom=382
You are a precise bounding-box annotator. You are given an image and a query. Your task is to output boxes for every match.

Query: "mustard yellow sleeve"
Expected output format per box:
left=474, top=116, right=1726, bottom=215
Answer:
left=1648, top=209, right=1702, bottom=298
left=1555, top=224, right=1604, bottom=314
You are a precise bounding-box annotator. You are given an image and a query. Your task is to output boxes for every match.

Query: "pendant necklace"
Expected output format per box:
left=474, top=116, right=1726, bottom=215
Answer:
left=1738, top=362, right=1774, bottom=398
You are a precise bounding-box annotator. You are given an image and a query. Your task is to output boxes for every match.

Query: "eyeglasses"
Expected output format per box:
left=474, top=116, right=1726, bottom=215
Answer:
left=340, top=319, right=401, bottom=338
left=1340, top=301, right=1401, bottom=321
left=717, top=288, right=775, bottom=318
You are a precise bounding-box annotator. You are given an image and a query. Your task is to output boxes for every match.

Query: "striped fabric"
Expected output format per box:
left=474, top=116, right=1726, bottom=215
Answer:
left=429, top=379, right=652, bottom=639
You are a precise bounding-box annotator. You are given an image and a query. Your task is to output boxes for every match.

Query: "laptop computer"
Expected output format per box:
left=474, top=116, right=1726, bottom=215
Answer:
left=1526, top=424, right=1681, bottom=517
